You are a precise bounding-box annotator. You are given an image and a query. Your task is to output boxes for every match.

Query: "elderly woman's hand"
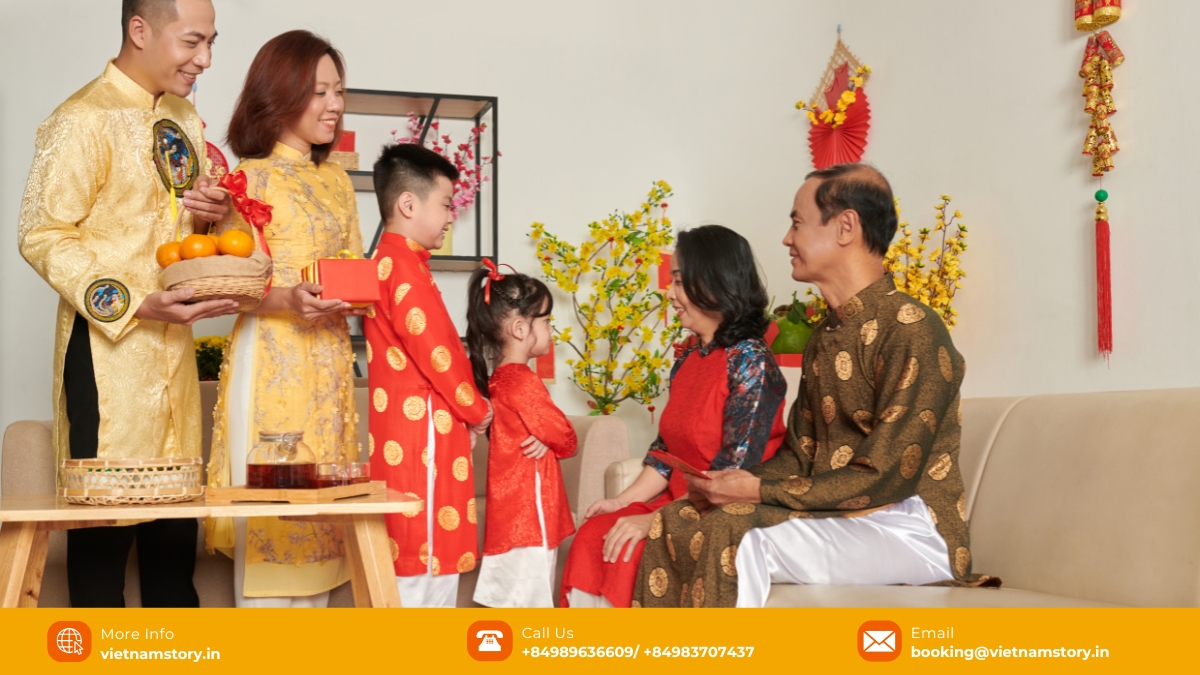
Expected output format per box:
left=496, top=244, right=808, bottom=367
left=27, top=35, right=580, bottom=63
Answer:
left=584, top=498, right=622, bottom=519
left=685, top=469, right=762, bottom=508
left=602, top=512, right=657, bottom=563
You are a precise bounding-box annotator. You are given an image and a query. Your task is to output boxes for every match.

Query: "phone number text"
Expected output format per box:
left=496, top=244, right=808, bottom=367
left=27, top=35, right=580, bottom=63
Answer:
left=523, top=645, right=755, bottom=659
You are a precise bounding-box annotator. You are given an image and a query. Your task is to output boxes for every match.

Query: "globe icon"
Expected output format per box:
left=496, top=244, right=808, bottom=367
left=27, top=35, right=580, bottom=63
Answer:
left=56, top=628, right=83, bottom=655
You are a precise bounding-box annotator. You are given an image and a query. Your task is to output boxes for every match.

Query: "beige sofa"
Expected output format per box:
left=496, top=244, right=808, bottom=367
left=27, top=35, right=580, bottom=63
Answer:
left=604, top=388, right=1200, bottom=607
left=0, top=380, right=629, bottom=607
left=8, top=386, right=1200, bottom=607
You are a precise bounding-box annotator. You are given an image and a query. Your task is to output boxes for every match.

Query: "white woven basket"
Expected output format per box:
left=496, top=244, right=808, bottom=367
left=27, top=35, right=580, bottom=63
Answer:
left=59, top=457, right=204, bottom=506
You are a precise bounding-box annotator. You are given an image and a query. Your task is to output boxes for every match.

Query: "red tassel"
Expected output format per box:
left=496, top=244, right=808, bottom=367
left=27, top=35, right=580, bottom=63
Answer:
left=1095, top=219, right=1112, bottom=360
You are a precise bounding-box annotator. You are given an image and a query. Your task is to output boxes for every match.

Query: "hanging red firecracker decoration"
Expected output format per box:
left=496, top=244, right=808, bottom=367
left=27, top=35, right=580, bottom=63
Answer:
left=1092, top=0, right=1122, bottom=27
left=1080, top=33, right=1122, bottom=177
left=1075, top=2, right=1124, bottom=360
left=1075, top=0, right=1094, bottom=31
left=1077, top=0, right=1121, bottom=31
left=795, top=32, right=871, bottom=169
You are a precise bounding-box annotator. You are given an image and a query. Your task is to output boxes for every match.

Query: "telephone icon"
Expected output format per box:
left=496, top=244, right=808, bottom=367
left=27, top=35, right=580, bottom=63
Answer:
left=476, top=630, right=503, bottom=652
left=467, top=620, right=511, bottom=661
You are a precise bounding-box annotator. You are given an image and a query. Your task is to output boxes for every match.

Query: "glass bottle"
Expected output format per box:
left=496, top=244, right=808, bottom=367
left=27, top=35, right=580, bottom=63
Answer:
left=246, top=431, right=316, bottom=489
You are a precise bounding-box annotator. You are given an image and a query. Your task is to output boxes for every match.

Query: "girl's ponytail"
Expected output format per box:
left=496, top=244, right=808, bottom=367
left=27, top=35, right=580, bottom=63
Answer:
left=465, top=267, right=495, bottom=396
left=464, top=262, right=555, bottom=397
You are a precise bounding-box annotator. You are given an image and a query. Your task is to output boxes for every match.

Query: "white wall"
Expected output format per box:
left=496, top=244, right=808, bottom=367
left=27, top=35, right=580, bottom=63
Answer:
left=3, top=1, right=1198, bottom=461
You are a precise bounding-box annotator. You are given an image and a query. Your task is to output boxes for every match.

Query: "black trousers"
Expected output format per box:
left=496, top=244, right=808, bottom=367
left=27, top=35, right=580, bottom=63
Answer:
left=63, top=313, right=200, bottom=608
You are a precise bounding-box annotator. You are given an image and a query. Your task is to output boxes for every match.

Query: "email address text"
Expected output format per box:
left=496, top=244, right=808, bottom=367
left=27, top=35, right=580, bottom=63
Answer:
left=910, top=645, right=1110, bottom=661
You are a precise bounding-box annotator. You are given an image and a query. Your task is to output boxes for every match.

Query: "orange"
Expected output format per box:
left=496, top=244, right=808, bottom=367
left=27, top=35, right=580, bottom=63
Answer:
left=207, top=233, right=221, bottom=249
left=179, top=233, right=218, bottom=260
left=156, top=241, right=183, bottom=268
left=217, top=229, right=255, bottom=258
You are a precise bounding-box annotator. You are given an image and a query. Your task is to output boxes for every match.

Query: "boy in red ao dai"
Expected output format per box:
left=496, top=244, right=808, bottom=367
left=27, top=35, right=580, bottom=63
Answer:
left=364, top=144, right=491, bottom=607
left=466, top=264, right=577, bottom=607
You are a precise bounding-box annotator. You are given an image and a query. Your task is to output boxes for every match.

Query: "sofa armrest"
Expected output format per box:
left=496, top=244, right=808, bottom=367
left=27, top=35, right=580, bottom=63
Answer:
left=605, top=458, right=645, bottom=500
left=2, top=420, right=55, bottom=496
left=560, top=416, right=630, bottom=523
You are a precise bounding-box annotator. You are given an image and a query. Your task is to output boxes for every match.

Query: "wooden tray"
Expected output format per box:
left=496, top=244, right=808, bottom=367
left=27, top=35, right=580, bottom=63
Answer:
left=205, top=480, right=385, bottom=504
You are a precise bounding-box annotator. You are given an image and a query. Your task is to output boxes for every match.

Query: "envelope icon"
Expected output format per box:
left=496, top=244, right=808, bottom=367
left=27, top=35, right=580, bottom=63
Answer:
left=863, top=630, right=896, bottom=652
left=858, top=620, right=902, bottom=662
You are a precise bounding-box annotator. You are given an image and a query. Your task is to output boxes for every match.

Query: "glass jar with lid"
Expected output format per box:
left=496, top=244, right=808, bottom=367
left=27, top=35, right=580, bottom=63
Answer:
left=246, top=431, right=316, bottom=489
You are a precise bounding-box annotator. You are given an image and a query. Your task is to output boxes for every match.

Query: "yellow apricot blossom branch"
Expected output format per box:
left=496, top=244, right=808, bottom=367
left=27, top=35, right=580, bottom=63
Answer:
left=529, top=181, right=683, bottom=415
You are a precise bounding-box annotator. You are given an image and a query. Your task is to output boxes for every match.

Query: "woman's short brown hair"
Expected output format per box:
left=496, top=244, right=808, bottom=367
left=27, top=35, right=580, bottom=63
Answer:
left=226, top=30, right=345, bottom=165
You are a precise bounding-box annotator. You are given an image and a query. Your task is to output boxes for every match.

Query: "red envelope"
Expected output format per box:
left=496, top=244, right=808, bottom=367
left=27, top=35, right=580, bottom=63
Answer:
left=647, top=450, right=711, bottom=480
left=301, top=256, right=380, bottom=309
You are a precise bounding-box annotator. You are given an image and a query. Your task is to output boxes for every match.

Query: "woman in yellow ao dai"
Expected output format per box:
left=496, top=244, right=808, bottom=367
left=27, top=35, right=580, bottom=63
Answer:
left=204, top=32, right=363, bottom=607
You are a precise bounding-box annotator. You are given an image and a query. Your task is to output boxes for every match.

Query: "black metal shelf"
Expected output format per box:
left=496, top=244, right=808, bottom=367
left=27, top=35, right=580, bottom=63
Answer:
left=343, top=88, right=498, bottom=268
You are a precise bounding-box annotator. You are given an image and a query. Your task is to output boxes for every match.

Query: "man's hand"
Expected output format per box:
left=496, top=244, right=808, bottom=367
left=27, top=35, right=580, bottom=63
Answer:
left=602, top=512, right=656, bottom=563
left=289, top=282, right=351, bottom=322
left=687, top=489, right=715, bottom=516
left=134, top=288, right=239, bottom=325
left=182, top=175, right=231, bottom=227
left=471, top=399, right=494, bottom=436
left=685, top=469, right=762, bottom=508
left=521, top=435, right=550, bottom=459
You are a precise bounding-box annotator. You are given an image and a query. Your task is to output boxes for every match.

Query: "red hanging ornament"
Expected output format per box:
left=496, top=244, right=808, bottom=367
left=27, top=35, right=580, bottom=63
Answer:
left=796, top=34, right=871, bottom=169
left=1094, top=190, right=1112, bottom=361
left=808, top=88, right=871, bottom=169
left=1077, top=11, right=1125, bottom=360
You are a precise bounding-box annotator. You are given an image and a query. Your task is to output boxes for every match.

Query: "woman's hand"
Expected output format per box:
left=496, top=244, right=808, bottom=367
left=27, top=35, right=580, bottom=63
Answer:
left=602, top=512, right=656, bottom=563
left=521, top=436, right=550, bottom=459
left=584, top=498, right=623, bottom=520
left=288, top=282, right=351, bottom=321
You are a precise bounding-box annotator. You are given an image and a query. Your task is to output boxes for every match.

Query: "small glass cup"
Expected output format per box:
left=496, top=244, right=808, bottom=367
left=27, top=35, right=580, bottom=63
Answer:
left=348, top=461, right=371, bottom=484
left=315, top=462, right=348, bottom=489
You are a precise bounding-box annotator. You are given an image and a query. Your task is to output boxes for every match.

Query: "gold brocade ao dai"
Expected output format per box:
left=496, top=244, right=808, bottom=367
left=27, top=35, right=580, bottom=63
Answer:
left=205, top=143, right=363, bottom=598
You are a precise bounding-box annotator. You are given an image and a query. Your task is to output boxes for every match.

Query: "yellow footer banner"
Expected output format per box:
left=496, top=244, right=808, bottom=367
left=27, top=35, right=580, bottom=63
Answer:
left=2, top=608, right=1192, bottom=672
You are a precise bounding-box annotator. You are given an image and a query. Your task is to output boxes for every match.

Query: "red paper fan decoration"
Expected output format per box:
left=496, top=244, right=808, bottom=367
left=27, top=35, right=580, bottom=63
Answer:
left=207, top=141, right=230, bottom=178
left=808, top=89, right=871, bottom=169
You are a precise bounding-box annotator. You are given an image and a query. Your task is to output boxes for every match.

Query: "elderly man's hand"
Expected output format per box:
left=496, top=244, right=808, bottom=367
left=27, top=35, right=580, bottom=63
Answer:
left=685, top=469, right=762, bottom=508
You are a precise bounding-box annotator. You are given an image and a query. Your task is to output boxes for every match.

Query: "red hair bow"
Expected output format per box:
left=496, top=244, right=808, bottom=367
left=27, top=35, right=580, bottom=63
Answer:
left=480, top=257, right=516, bottom=305
left=219, top=170, right=274, bottom=289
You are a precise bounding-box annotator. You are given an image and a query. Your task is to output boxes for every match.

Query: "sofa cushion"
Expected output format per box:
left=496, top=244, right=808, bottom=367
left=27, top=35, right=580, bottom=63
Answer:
left=968, top=388, right=1200, bottom=607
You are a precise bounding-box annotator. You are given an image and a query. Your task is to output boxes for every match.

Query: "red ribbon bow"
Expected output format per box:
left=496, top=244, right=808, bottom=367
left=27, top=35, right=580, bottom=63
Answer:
left=481, top=258, right=516, bottom=305
left=219, top=170, right=274, bottom=290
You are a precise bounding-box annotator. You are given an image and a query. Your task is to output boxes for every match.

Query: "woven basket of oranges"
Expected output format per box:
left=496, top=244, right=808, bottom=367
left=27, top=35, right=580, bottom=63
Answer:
left=156, top=171, right=275, bottom=312
left=158, top=228, right=272, bottom=312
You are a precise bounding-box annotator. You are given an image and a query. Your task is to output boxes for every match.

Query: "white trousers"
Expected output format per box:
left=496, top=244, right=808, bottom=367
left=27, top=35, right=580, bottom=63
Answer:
left=394, top=397, right=459, bottom=608
left=565, top=588, right=615, bottom=609
left=734, top=495, right=953, bottom=608
left=228, top=315, right=330, bottom=608
left=473, top=470, right=558, bottom=608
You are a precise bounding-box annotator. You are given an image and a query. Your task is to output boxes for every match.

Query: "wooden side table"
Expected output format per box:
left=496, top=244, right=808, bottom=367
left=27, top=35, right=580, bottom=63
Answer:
left=0, top=489, right=421, bottom=608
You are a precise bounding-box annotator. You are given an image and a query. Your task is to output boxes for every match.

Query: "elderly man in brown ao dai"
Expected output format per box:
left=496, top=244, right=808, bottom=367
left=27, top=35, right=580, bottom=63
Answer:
left=632, top=164, right=996, bottom=608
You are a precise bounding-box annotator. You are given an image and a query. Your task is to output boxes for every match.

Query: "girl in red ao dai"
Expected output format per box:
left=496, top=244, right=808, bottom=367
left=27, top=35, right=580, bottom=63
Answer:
left=466, top=264, right=577, bottom=607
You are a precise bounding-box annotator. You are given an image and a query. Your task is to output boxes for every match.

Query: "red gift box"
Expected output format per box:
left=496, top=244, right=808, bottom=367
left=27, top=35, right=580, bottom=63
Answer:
left=301, top=254, right=380, bottom=309
left=334, top=130, right=356, bottom=152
